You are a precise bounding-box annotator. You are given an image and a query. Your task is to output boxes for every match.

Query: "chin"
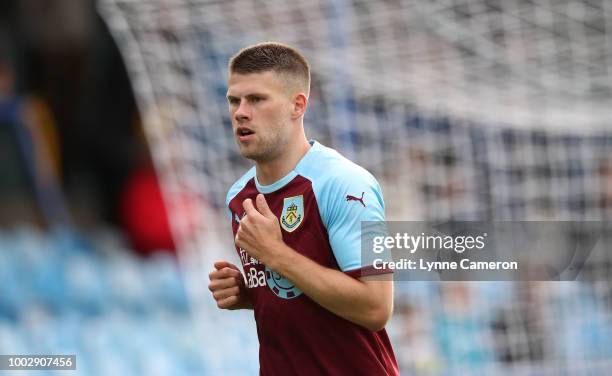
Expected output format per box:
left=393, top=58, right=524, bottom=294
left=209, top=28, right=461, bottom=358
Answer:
left=241, top=149, right=273, bottom=163
left=237, top=140, right=278, bottom=162
left=238, top=147, right=261, bottom=160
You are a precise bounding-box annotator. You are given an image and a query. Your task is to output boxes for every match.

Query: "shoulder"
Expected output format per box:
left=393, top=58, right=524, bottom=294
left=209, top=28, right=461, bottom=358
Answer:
left=296, top=142, right=384, bottom=220
left=296, top=142, right=381, bottom=197
left=226, top=166, right=256, bottom=206
left=297, top=142, right=379, bottom=188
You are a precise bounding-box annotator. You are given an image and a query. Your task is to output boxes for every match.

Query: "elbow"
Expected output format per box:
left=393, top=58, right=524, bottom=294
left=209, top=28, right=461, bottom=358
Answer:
left=364, top=306, right=392, bottom=332
left=364, top=322, right=386, bottom=332
left=355, top=278, right=394, bottom=331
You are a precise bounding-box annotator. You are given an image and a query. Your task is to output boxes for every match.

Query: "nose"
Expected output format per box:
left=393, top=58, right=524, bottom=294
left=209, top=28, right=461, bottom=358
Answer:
left=234, top=99, right=251, bottom=123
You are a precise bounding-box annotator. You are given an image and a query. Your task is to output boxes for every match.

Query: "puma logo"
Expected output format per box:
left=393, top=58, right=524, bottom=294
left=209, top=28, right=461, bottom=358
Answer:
left=346, top=192, right=366, bottom=207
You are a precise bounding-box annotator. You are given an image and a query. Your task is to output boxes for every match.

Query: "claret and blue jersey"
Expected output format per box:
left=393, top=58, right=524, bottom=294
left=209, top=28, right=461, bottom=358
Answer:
left=226, top=140, right=398, bottom=376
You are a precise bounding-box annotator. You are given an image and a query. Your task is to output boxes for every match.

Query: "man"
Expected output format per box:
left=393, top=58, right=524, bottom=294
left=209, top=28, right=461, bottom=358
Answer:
left=208, top=42, right=399, bottom=375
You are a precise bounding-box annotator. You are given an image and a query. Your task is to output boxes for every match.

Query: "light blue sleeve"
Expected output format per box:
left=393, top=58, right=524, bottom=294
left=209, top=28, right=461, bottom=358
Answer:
left=316, top=167, right=386, bottom=272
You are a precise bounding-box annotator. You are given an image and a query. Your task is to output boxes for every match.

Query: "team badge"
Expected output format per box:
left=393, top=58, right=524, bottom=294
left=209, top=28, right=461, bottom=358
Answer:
left=265, top=266, right=302, bottom=299
left=280, top=195, right=304, bottom=232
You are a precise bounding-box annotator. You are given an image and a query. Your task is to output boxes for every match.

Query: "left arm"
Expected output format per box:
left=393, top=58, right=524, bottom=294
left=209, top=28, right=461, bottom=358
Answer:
left=236, top=194, right=393, bottom=331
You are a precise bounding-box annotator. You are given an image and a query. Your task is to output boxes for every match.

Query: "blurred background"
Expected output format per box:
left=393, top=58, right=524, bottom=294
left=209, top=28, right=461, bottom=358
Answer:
left=1, top=0, right=612, bottom=375
left=0, top=0, right=214, bottom=374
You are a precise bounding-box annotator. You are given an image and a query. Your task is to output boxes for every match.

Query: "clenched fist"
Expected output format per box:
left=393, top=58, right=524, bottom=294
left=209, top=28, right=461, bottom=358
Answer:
left=208, top=260, right=252, bottom=310
left=235, top=194, right=284, bottom=267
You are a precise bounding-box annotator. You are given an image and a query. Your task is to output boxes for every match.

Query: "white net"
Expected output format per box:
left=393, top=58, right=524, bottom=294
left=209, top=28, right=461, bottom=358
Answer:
left=98, top=0, right=612, bottom=374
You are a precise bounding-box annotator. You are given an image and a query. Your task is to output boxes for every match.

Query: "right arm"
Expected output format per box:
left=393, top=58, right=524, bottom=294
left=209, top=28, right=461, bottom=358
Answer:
left=208, top=260, right=253, bottom=310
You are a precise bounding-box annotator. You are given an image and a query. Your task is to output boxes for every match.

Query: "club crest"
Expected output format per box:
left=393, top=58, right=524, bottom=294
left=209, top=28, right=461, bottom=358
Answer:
left=280, top=195, right=304, bottom=232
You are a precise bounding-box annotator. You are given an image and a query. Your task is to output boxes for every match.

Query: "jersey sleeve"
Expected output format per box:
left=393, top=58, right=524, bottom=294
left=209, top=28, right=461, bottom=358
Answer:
left=318, top=166, right=388, bottom=275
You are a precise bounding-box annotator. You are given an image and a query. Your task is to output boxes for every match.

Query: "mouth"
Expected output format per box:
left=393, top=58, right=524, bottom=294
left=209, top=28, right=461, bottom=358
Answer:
left=237, top=126, right=255, bottom=141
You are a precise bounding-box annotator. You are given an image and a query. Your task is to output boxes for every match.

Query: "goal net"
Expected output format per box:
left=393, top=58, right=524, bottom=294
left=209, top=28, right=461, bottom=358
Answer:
left=98, top=0, right=612, bottom=374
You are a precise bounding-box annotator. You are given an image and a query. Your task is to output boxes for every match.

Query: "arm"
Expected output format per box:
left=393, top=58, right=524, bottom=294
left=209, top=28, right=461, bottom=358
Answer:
left=272, top=243, right=393, bottom=331
left=236, top=194, right=393, bottom=331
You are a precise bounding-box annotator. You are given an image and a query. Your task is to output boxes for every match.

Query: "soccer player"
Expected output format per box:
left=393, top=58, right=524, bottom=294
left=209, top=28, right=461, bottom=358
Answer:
left=208, top=42, right=399, bottom=375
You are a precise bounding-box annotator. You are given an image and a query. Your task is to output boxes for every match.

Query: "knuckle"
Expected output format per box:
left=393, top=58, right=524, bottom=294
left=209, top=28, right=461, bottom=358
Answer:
left=214, top=290, right=226, bottom=300
left=228, top=268, right=239, bottom=276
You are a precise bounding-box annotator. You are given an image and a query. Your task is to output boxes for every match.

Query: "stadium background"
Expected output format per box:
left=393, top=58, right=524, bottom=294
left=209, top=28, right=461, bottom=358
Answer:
left=1, top=0, right=612, bottom=375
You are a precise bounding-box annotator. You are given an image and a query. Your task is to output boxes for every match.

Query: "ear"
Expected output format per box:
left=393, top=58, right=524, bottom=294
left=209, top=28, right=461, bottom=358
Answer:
left=291, top=93, right=308, bottom=120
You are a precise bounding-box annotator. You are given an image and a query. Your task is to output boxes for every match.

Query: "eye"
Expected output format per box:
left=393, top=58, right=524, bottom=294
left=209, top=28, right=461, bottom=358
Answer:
left=250, top=96, right=263, bottom=103
left=227, top=97, right=240, bottom=105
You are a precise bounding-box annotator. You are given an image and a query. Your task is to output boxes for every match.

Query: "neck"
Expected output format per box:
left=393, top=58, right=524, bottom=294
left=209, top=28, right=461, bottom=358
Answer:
left=256, top=135, right=311, bottom=185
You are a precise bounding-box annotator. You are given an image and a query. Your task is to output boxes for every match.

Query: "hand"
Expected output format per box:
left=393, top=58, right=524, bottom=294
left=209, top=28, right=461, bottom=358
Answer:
left=235, top=194, right=284, bottom=267
left=208, top=261, right=251, bottom=309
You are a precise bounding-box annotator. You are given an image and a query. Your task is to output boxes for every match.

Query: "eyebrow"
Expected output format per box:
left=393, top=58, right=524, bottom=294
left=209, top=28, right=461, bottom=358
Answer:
left=226, top=92, right=268, bottom=101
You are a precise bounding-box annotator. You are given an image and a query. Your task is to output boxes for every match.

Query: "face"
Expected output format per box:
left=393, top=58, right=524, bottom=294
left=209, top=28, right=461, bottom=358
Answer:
left=226, top=71, right=294, bottom=162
